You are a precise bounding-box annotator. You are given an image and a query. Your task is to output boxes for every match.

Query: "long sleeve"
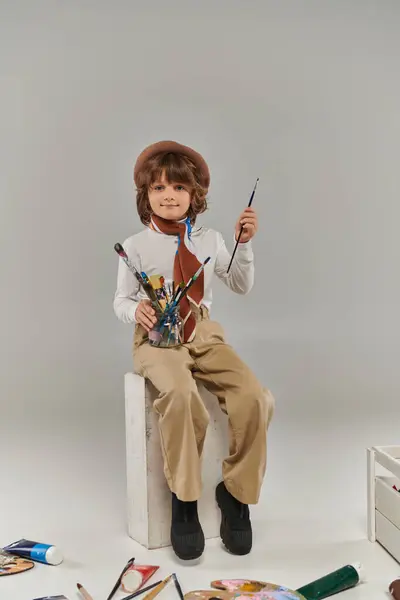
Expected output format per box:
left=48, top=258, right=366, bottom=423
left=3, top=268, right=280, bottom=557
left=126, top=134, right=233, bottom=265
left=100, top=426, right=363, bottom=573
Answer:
left=113, top=245, right=141, bottom=324
left=214, top=231, right=254, bottom=294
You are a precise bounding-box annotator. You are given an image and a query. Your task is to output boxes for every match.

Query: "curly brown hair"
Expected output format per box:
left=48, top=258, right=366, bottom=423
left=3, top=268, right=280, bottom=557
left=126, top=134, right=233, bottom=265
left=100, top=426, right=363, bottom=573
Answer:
left=135, top=151, right=208, bottom=226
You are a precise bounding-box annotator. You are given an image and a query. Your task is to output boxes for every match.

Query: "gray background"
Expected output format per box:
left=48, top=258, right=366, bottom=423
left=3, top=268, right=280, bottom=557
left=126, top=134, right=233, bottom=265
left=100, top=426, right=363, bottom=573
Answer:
left=1, top=0, right=399, bottom=539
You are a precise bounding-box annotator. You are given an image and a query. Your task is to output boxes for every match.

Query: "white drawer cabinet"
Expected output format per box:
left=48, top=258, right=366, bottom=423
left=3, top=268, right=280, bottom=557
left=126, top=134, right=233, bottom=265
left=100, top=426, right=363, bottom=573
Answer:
left=367, top=445, right=400, bottom=563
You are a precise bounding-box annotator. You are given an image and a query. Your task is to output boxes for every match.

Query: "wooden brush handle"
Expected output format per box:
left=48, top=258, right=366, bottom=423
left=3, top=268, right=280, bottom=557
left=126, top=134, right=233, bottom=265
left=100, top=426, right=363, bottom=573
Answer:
left=142, top=576, right=172, bottom=600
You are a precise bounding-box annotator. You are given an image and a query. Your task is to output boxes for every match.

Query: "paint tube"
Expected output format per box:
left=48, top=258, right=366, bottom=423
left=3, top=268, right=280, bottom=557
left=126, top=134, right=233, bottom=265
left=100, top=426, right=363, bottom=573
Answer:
left=296, top=563, right=364, bottom=599
left=3, top=539, right=63, bottom=565
left=33, top=596, right=68, bottom=600
left=121, top=563, right=159, bottom=594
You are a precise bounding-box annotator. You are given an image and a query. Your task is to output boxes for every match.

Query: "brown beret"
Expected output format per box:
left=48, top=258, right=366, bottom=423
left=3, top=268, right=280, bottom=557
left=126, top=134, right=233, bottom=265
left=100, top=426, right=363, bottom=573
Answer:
left=133, top=140, right=210, bottom=190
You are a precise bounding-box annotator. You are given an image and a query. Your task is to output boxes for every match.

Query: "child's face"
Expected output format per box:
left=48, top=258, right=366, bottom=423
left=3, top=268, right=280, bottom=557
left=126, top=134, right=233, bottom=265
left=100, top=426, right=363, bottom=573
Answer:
left=148, top=171, right=191, bottom=221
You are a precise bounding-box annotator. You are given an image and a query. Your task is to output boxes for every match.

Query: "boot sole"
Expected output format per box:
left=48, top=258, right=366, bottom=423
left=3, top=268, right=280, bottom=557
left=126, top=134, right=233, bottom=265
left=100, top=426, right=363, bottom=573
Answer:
left=170, top=530, right=205, bottom=561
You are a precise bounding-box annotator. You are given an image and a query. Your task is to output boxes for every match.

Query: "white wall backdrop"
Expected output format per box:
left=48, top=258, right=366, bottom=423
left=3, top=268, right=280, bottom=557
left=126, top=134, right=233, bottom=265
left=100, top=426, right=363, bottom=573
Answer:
left=1, top=0, right=400, bottom=538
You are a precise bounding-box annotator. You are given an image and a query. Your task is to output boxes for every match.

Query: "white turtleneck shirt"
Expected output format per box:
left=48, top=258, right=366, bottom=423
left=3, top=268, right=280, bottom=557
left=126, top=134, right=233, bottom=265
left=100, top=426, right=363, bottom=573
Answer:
left=113, top=225, right=254, bottom=324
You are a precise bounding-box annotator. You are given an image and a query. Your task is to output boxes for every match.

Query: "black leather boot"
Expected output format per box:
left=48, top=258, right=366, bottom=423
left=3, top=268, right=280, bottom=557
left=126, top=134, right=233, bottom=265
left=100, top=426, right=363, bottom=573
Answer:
left=170, top=493, right=205, bottom=560
left=216, top=481, right=252, bottom=555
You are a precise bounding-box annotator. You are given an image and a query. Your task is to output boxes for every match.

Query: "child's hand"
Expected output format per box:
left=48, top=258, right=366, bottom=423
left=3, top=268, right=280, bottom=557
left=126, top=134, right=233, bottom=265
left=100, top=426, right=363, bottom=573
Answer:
left=135, top=299, right=157, bottom=331
left=235, top=207, right=258, bottom=243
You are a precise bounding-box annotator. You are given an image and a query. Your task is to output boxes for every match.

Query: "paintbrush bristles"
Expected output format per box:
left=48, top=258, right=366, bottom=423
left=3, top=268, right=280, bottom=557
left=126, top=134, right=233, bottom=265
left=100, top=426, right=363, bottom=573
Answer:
left=114, top=242, right=127, bottom=257
left=77, top=583, right=94, bottom=600
left=247, top=178, right=259, bottom=207
left=106, top=557, right=135, bottom=600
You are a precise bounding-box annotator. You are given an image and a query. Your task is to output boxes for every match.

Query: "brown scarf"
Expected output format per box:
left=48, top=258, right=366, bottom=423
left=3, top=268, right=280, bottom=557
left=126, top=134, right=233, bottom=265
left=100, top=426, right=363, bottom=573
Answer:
left=149, top=215, right=204, bottom=342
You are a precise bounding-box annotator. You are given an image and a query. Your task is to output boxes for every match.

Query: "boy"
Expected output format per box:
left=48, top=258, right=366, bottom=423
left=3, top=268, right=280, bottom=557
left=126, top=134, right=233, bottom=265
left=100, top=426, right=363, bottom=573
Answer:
left=114, top=141, right=275, bottom=560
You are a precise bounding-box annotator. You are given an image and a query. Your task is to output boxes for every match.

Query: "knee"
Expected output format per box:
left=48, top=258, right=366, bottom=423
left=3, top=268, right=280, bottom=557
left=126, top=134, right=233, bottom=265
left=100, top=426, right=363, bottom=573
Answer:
left=263, top=387, right=275, bottom=425
left=245, top=387, right=266, bottom=417
left=157, top=383, right=210, bottom=423
left=169, top=387, right=198, bottom=412
left=235, top=382, right=275, bottom=425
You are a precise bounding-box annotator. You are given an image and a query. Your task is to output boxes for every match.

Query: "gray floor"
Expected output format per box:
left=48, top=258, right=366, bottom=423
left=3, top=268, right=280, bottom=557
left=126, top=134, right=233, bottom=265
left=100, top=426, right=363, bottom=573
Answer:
left=1, top=412, right=399, bottom=599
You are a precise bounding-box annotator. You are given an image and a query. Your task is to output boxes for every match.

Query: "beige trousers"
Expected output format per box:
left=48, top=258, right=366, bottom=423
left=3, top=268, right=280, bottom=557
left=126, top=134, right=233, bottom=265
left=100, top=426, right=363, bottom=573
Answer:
left=132, top=306, right=275, bottom=504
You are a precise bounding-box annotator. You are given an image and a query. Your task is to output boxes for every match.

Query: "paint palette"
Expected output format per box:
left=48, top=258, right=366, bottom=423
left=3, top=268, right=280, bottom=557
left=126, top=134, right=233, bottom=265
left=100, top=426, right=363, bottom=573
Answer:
left=184, top=579, right=306, bottom=600
left=0, top=549, right=34, bottom=576
left=212, top=580, right=272, bottom=593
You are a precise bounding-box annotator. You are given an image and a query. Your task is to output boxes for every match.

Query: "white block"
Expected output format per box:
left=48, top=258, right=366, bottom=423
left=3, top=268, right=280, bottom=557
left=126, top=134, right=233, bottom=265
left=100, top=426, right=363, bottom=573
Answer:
left=124, top=372, right=229, bottom=549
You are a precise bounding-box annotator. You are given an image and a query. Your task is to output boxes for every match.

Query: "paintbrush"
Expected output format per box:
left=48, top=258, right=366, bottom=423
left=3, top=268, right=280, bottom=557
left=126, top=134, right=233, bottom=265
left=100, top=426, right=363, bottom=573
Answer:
left=106, top=556, right=135, bottom=600
left=165, top=282, right=173, bottom=308
left=77, top=583, right=94, bottom=600
left=140, top=271, right=163, bottom=313
left=156, top=282, right=184, bottom=335
left=122, top=579, right=162, bottom=600
left=171, top=573, right=184, bottom=600
left=114, top=243, right=143, bottom=284
left=227, top=177, right=259, bottom=273
left=158, top=258, right=210, bottom=338
left=159, top=258, right=207, bottom=337
left=172, top=282, right=184, bottom=303
left=159, top=276, right=168, bottom=304
left=140, top=574, right=172, bottom=600
left=172, top=257, right=211, bottom=308
left=114, top=243, right=162, bottom=314
left=167, top=282, right=173, bottom=303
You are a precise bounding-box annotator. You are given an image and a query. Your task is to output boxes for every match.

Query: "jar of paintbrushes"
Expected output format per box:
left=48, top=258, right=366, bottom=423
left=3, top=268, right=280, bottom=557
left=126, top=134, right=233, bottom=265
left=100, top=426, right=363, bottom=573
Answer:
left=134, top=274, right=183, bottom=347
left=114, top=242, right=210, bottom=349
left=149, top=303, right=183, bottom=347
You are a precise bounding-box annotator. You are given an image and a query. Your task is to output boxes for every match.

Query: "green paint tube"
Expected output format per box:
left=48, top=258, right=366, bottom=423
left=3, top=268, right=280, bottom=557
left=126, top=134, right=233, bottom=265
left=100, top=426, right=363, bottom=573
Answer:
left=296, top=563, right=364, bottom=599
